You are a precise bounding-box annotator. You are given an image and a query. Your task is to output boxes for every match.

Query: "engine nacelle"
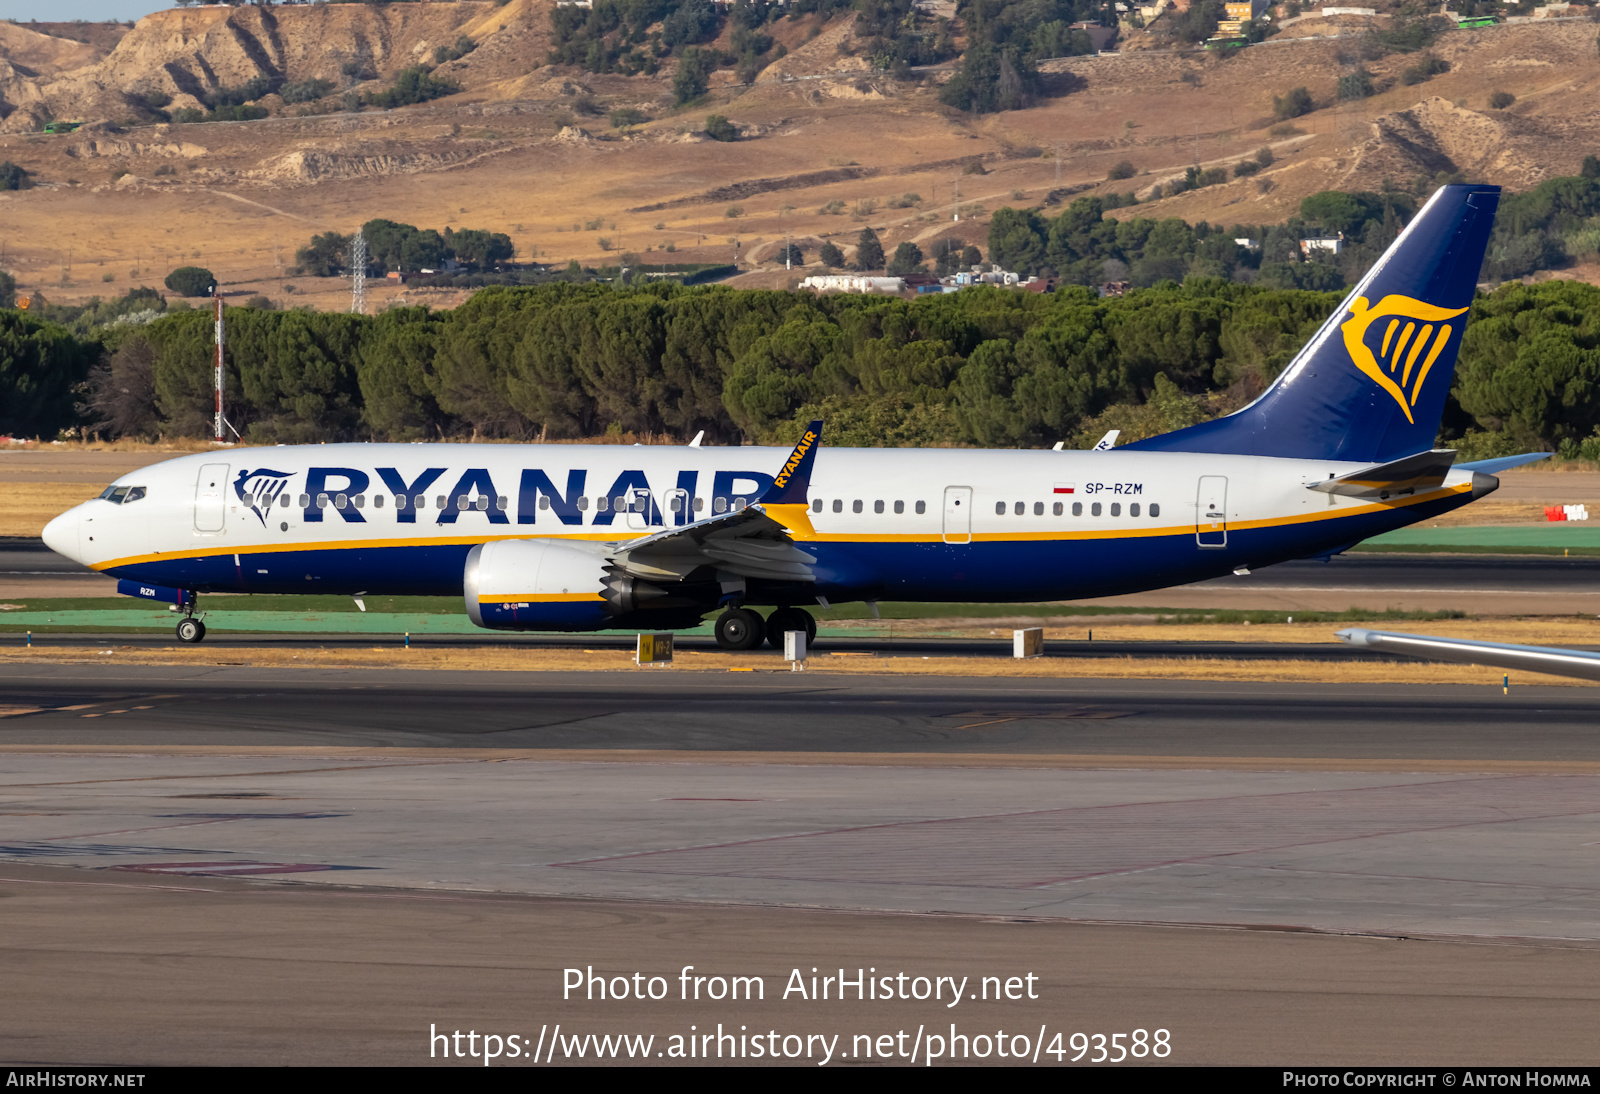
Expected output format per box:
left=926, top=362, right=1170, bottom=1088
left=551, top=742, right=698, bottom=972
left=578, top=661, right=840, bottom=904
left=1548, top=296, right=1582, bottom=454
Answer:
left=464, top=539, right=616, bottom=631
left=464, top=538, right=701, bottom=632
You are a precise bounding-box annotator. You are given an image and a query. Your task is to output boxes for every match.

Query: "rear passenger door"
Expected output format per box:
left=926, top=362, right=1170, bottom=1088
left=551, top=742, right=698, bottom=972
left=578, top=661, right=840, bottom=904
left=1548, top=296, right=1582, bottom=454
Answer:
left=1195, top=476, right=1227, bottom=548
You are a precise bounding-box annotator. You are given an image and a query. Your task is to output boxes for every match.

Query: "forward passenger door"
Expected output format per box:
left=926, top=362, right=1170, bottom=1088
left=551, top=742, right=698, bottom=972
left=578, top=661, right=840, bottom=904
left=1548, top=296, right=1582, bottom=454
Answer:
left=194, top=463, right=229, bottom=535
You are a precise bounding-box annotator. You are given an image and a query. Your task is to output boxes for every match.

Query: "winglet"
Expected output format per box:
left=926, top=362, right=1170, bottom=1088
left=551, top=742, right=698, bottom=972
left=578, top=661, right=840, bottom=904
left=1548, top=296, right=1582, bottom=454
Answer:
left=760, top=420, right=822, bottom=505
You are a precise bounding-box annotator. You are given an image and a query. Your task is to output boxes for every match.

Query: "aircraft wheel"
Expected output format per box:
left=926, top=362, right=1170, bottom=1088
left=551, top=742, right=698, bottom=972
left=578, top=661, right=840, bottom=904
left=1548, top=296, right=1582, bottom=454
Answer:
left=765, top=607, right=816, bottom=649
left=176, top=618, right=206, bottom=644
left=714, top=608, right=764, bottom=651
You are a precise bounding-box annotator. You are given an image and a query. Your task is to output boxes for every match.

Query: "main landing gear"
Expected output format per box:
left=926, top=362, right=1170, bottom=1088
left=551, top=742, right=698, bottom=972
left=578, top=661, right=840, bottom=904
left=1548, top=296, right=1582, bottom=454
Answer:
left=712, top=607, right=817, bottom=651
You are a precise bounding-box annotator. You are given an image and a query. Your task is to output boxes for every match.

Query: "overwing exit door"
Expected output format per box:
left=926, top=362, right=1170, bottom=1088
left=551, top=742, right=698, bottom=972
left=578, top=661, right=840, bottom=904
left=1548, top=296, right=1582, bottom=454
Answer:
left=1196, top=475, right=1227, bottom=548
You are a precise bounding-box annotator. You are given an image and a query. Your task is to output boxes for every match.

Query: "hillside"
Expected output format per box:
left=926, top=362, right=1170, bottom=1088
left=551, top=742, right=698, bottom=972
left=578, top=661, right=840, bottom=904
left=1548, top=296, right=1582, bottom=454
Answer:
left=1, top=4, right=1598, bottom=310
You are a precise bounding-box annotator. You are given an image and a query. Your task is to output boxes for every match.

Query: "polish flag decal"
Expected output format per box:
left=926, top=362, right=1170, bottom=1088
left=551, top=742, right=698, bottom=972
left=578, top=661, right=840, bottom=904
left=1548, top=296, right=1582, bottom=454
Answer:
left=1053, top=483, right=1076, bottom=494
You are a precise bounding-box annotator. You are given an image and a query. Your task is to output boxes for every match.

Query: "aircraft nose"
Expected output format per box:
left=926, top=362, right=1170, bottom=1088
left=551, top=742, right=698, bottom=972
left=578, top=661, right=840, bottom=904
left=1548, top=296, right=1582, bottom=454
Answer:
left=41, top=507, right=83, bottom=564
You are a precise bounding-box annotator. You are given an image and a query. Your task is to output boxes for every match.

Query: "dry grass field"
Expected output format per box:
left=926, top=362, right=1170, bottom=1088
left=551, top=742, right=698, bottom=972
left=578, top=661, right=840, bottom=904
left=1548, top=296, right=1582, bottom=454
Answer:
left=1, top=640, right=1591, bottom=687
left=2, top=7, right=1598, bottom=307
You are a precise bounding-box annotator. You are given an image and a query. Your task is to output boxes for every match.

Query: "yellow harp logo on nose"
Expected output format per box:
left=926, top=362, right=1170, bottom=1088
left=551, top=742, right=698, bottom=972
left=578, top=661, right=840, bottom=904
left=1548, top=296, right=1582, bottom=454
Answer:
left=1340, top=294, right=1469, bottom=424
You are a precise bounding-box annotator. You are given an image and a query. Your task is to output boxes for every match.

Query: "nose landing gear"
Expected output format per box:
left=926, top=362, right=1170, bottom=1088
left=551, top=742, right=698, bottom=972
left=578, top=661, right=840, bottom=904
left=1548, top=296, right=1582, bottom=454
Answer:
left=174, top=593, right=206, bottom=643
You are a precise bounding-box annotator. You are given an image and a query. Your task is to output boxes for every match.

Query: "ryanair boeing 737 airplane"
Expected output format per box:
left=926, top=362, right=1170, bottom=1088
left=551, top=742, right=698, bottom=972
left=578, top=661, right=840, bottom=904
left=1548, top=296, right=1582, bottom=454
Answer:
left=42, top=185, right=1539, bottom=649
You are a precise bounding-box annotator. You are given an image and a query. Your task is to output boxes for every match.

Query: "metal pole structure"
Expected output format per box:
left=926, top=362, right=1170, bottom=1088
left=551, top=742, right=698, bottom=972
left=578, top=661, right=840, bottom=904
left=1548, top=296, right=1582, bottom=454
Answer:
left=212, top=289, right=225, bottom=444
left=350, top=231, right=367, bottom=315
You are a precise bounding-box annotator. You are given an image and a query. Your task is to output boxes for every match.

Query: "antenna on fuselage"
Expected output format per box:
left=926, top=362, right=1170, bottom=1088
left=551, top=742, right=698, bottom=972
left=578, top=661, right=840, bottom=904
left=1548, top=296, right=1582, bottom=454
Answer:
left=688, top=431, right=705, bottom=448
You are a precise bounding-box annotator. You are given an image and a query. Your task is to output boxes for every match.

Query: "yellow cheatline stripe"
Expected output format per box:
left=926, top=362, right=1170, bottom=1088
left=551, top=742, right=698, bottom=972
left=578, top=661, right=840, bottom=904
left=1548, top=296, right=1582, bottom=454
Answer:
left=479, top=593, right=605, bottom=604
left=87, top=482, right=1474, bottom=569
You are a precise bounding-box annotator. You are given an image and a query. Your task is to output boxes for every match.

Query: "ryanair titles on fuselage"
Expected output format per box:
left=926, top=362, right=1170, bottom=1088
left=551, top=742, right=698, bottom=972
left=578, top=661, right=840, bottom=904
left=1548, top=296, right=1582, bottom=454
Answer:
left=233, top=463, right=778, bottom=530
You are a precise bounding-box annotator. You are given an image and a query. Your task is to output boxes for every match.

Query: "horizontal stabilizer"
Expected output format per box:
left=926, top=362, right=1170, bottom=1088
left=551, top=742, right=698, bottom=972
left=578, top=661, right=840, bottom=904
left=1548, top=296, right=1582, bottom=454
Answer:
left=1456, top=452, right=1551, bottom=475
left=1338, top=629, right=1600, bottom=684
left=1308, top=449, right=1455, bottom=499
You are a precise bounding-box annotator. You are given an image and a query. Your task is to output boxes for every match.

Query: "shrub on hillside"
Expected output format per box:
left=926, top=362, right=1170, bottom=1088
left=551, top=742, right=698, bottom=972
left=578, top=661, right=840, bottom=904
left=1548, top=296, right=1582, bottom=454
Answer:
left=704, top=114, right=737, bottom=142
left=363, top=67, right=460, bottom=110
left=1489, top=90, right=1516, bottom=110
left=280, top=78, right=335, bottom=104
left=1107, top=160, right=1137, bottom=181
left=1273, top=87, right=1313, bottom=120
left=0, top=161, right=30, bottom=191
left=1400, top=54, right=1449, bottom=86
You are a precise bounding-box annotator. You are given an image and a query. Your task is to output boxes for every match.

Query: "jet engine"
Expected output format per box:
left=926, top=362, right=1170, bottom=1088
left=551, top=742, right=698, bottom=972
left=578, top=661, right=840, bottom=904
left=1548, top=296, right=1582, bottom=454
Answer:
left=463, top=539, right=700, bottom=631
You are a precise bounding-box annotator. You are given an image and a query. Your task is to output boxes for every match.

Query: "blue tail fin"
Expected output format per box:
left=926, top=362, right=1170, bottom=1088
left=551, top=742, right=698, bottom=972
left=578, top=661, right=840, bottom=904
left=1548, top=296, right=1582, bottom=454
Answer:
left=1124, top=184, right=1500, bottom=463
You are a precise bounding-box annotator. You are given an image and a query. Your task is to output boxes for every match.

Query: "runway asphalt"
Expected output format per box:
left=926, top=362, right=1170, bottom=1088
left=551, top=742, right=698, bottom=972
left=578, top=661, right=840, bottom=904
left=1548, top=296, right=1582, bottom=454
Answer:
left=8, top=539, right=1600, bottom=1066
left=4, top=663, right=1598, bottom=759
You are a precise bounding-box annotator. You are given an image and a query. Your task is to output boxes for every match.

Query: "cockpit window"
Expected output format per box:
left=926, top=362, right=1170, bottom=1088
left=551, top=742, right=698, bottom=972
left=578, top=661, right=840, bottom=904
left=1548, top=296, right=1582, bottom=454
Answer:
left=98, top=485, right=145, bottom=504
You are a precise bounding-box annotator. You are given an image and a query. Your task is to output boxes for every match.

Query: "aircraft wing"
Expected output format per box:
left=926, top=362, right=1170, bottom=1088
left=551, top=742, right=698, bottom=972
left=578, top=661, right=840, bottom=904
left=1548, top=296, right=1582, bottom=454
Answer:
left=1308, top=449, right=1457, bottom=499
left=607, top=421, right=823, bottom=584
left=1337, top=628, right=1600, bottom=683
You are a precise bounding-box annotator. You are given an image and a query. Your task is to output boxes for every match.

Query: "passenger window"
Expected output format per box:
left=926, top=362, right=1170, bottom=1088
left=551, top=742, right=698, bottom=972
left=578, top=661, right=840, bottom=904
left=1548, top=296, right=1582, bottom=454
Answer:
left=414, top=496, right=426, bottom=510
left=1150, top=503, right=1161, bottom=518
left=317, top=493, right=329, bottom=509
left=671, top=496, right=684, bottom=513
left=1033, top=501, right=1043, bottom=516
left=475, top=496, right=489, bottom=511
left=435, top=495, right=446, bottom=510
left=714, top=497, right=727, bottom=514
left=874, top=500, right=884, bottom=514
left=694, top=497, right=704, bottom=511
left=456, top=496, right=468, bottom=511
left=597, top=497, right=609, bottom=512
left=279, top=493, right=291, bottom=508
left=894, top=500, right=904, bottom=514
left=124, top=486, right=146, bottom=503
left=915, top=501, right=926, bottom=515
left=1110, top=502, right=1120, bottom=517
left=614, top=495, right=626, bottom=511
left=335, top=493, right=349, bottom=509
left=1072, top=502, right=1082, bottom=517
left=1091, top=502, right=1101, bottom=517
left=995, top=501, right=1006, bottom=515
left=1013, top=501, right=1024, bottom=516
left=539, top=496, right=551, bottom=510
left=577, top=496, right=590, bottom=511
left=496, top=496, right=508, bottom=510
left=395, top=495, right=407, bottom=509
left=832, top=499, right=843, bottom=513
left=1130, top=502, right=1140, bottom=517
left=354, top=495, right=366, bottom=509
left=812, top=498, right=823, bottom=513
left=299, top=494, right=310, bottom=508
left=374, top=495, right=385, bottom=509
left=1053, top=502, right=1063, bottom=516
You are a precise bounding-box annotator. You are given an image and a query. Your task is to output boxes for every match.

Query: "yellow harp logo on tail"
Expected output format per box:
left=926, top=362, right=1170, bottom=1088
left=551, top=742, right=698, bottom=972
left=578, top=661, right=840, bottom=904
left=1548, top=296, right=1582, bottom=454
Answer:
left=1340, top=295, right=1469, bottom=424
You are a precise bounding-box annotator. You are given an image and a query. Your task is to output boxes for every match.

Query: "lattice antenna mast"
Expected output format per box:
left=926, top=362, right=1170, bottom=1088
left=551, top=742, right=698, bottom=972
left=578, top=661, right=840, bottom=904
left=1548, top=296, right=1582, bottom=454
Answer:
left=350, top=231, right=367, bottom=315
left=213, top=288, right=225, bottom=443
